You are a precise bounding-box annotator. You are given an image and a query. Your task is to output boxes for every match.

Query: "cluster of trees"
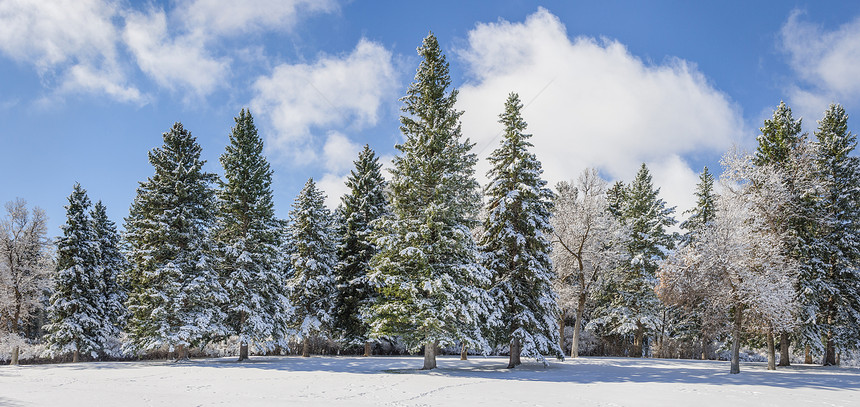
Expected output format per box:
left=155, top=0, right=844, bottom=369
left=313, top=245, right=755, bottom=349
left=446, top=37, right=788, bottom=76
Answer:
left=2, top=33, right=858, bottom=375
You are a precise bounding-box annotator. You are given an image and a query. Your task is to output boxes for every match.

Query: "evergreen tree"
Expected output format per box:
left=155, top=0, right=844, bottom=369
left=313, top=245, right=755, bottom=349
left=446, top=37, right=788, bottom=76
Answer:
left=216, top=109, right=289, bottom=361
left=90, top=201, right=127, bottom=354
left=366, top=32, right=493, bottom=370
left=288, top=178, right=337, bottom=357
left=45, top=183, right=102, bottom=362
left=606, top=181, right=626, bottom=219
left=811, top=104, right=860, bottom=365
left=592, top=164, right=675, bottom=357
left=753, top=101, right=811, bottom=367
left=665, top=167, right=720, bottom=359
left=680, top=167, right=716, bottom=241
left=333, top=145, right=388, bottom=355
left=123, top=122, right=227, bottom=359
left=754, top=101, right=803, bottom=167
left=480, top=93, right=560, bottom=368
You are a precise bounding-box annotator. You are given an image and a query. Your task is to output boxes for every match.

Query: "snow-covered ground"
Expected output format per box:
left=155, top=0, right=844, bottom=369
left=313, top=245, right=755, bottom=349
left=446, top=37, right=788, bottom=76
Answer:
left=2, top=355, right=858, bottom=406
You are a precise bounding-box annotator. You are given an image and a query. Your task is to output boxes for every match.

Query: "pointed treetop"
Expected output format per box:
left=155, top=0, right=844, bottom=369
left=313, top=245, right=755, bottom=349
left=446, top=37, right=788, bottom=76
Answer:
left=755, top=101, right=803, bottom=166
left=816, top=103, right=855, bottom=161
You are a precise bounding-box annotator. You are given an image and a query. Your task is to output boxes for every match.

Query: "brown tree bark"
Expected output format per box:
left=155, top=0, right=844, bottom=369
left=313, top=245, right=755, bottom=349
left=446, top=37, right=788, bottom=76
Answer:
left=766, top=331, right=776, bottom=370
left=778, top=333, right=790, bottom=366
left=804, top=344, right=812, bottom=364
left=558, top=316, right=566, bottom=356
left=11, top=346, right=19, bottom=365
left=239, top=343, right=249, bottom=361
left=701, top=334, right=709, bottom=360
left=73, top=349, right=80, bottom=363
left=633, top=322, right=644, bottom=358
left=460, top=343, right=467, bottom=360
left=421, top=341, right=437, bottom=370
left=176, top=344, right=188, bottom=361
left=507, top=338, right=522, bottom=369
left=302, top=338, right=310, bottom=358
left=730, top=306, right=743, bottom=374
left=364, top=341, right=372, bottom=357
left=824, top=336, right=837, bottom=365
left=572, top=293, right=586, bottom=358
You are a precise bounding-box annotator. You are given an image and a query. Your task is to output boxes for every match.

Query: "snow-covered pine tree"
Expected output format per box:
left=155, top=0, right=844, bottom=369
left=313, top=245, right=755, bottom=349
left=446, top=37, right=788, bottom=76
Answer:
left=333, top=145, right=388, bottom=356
left=90, top=201, right=127, bottom=356
left=811, top=104, right=860, bottom=365
left=215, top=109, right=289, bottom=361
left=591, top=163, right=675, bottom=357
left=753, top=101, right=810, bottom=368
left=288, top=178, right=337, bottom=357
left=480, top=93, right=560, bottom=368
left=552, top=169, right=626, bottom=358
left=680, top=167, right=716, bottom=242
left=0, top=199, right=52, bottom=365
left=45, top=183, right=103, bottom=362
left=754, top=101, right=803, bottom=167
left=366, top=32, right=493, bottom=370
left=606, top=181, right=626, bottom=219
left=123, top=122, right=227, bottom=359
left=671, top=166, right=719, bottom=359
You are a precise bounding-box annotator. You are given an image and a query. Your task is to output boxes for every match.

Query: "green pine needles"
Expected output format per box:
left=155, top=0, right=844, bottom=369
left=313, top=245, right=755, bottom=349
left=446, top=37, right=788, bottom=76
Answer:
left=480, top=93, right=561, bottom=368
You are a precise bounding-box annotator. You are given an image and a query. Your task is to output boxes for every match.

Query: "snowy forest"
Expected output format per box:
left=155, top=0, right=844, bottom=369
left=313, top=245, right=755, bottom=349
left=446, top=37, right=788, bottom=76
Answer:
left=2, top=33, right=859, bottom=375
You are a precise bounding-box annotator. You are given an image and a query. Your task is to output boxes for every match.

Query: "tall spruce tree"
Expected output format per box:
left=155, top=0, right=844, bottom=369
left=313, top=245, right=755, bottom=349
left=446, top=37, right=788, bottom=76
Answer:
left=811, top=104, right=860, bottom=365
left=753, top=101, right=810, bottom=368
left=366, top=32, right=493, bottom=370
left=480, top=93, right=560, bottom=368
left=45, top=183, right=102, bottom=362
left=333, top=145, right=388, bottom=355
left=671, top=167, right=719, bottom=359
left=216, top=109, right=289, bottom=361
left=123, top=122, right=227, bottom=359
left=288, top=178, right=337, bottom=357
left=680, top=167, right=716, bottom=241
left=90, top=201, right=127, bottom=354
left=592, top=164, right=675, bottom=357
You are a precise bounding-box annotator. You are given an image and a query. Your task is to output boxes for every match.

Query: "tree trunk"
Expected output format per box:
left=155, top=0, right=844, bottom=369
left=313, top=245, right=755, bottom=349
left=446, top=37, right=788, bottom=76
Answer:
left=11, top=346, right=19, bottom=365
left=460, top=343, right=467, bottom=360
left=176, top=344, right=188, bottom=361
left=824, top=336, right=837, bottom=366
left=302, top=338, right=310, bottom=358
left=730, top=306, right=743, bottom=374
left=572, top=294, right=586, bottom=358
left=507, top=337, right=522, bottom=369
left=701, top=333, right=709, bottom=360
left=239, top=342, right=249, bottom=361
left=73, top=349, right=80, bottom=363
left=558, top=316, right=566, bottom=356
left=766, top=331, right=776, bottom=370
left=633, top=322, right=644, bottom=358
left=778, top=333, right=790, bottom=366
left=421, top=341, right=437, bottom=370
left=804, top=344, right=812, bottom=364
left=364, top=341, right=372, bottom=357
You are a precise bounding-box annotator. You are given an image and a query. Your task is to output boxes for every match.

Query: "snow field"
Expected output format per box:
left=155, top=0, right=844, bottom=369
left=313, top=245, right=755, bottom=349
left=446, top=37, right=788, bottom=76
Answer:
left=2, top=356, right=858, bottom=406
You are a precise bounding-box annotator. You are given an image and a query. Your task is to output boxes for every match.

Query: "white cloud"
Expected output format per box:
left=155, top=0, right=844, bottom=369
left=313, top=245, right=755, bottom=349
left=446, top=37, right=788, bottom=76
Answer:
left=123, top=8, right=229, bottom=98
left=251, top=38, right=398, bottom=165
left=781, top=10, right=860, bottom=119
left=0, top=0, right=142, bottom=102
left=457, top=8, right=744, bottom=216
left=317, top=172, right=349, bottom=210
left=323, top=132, right=361, bottom=173
left=316, top=131, right=361, bottom=209
left=178, top=0, right=338, bottom=41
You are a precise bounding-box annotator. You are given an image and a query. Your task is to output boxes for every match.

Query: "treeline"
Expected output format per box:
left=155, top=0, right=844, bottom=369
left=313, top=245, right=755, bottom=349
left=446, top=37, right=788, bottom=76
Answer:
left=1, top=33, right=858, bottom=374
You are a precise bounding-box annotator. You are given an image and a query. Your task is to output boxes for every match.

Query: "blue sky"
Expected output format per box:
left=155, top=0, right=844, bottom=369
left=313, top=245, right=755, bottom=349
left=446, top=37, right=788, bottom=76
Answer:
left=2, top=0, right=860, bottom=237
